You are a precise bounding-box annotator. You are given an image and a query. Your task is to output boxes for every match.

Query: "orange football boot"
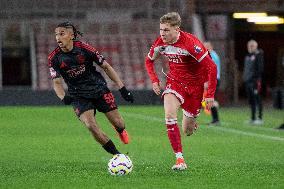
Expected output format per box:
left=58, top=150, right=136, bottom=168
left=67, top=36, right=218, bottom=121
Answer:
left=172, top=158, right=187, bottom=170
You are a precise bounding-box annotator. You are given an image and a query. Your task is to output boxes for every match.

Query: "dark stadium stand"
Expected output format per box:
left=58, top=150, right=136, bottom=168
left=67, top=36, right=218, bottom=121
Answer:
left=35, top=32, right=158, bottom=90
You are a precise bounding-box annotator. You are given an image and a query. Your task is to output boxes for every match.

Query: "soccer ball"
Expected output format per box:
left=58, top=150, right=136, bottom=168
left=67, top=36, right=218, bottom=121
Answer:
left=108, top=154, right=133, bottom=176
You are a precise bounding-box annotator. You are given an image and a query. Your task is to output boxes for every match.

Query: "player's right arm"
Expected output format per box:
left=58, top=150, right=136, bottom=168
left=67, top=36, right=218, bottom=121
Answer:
left=48, top=52, right=72, bottom=105
left=145, top=38, right=162, bottom=95
left=52, top=78, right=65, bottom=100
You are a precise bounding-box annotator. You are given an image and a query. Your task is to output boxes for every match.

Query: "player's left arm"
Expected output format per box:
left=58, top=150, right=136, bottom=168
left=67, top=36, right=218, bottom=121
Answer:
left=100, top=61, right=134, bottom=103
left=186, top=35, right=217, bottom=108
left=100, top=60, right=124, bottom=88
left=85, top=42, right=133, bottom=102
left=202, top=55, right=217, bottom=109
left=86, top=44, right=124, bottom=88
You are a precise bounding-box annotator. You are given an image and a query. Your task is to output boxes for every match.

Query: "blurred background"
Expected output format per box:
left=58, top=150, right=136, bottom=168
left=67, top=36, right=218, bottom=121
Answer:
left=0, top=0, right=283, bottom=108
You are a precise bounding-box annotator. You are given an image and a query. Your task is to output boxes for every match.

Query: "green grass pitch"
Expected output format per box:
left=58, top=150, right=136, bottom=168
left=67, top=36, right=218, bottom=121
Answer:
left=0, top=106, right=283, bottom=189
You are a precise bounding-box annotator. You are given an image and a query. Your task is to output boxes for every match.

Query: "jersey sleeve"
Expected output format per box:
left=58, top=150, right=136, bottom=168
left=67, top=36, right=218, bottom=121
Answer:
left=186, top=35, right=209, bottom=63
left=92, top=50, right=105, bottom=66
left=48, top=54, right=61, bottom=80
left=80, top=42, right=105, bottom=66
left=202, top=55, right=217, bottom=98
left=145, top=38, right=161, bottom=83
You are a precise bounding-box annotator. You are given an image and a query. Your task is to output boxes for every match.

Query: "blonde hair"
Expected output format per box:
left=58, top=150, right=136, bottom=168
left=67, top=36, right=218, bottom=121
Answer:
left=160, top=12, right=181, bottom=27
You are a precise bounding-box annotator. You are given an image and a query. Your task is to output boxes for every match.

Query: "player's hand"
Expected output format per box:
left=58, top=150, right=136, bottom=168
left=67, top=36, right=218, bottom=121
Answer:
left=62, top=95, right=73, bottom=105
left=119, top=86, right=134, bottom=103
left=152, top=82, right=162, bottom=95
left=204, top=98, right=214, bottom=110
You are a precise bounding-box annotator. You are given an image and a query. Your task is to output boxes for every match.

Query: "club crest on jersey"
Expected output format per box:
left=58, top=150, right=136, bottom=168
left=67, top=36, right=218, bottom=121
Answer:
left=194, top=45, right=202, bottom=53
left=76, top=54, right=85, bottom=64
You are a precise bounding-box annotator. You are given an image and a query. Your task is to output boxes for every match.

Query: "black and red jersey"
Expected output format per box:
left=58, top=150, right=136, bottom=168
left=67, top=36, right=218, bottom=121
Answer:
left=48, top=40, right=110, bottom=98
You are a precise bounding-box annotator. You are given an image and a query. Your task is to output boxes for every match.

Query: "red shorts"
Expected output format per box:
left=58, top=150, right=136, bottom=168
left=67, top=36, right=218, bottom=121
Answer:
left=162, top=79, right=203, bottom=118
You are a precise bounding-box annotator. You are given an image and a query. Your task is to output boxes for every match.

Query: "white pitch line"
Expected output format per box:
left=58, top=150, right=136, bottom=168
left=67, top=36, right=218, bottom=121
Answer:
left=122, top=112, right=284, bottom=142
left=209, top=126, right=284, bottom=142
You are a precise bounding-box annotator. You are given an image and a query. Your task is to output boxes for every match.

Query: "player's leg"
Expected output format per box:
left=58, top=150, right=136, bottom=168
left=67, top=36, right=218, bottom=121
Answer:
left=182, top=114, right=198, bottom=136
left=105, top=109, right=129, bottom=144
left=72, top=97, right=120, bottom=155
left=181, top=85, right=203, bottom=135
left=164, top=93, right=186, bottom=170
left=80, top=110, right=109, bottom=144
left=96, top=91, right=129, bottom=144
left=181, top=104, right=199, bottom=136
left=79, top=109, right=120, bottom=155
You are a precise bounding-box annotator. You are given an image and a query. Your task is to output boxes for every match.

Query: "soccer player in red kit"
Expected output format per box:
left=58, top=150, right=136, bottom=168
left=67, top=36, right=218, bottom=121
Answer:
left=145, top=12, right=217, bottom=170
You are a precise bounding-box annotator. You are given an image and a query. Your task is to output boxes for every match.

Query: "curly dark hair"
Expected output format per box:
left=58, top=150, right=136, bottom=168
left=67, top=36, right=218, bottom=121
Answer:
left=57, top=21, right=83, bottom=40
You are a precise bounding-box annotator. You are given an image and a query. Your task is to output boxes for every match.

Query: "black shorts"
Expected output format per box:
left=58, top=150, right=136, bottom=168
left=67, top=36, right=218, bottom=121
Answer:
left=71, top=91, right=118, bottom=117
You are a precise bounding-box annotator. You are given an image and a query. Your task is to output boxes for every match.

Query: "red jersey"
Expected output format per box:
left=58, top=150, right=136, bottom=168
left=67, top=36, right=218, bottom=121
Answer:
left=145, top=31, right=217, bottom=98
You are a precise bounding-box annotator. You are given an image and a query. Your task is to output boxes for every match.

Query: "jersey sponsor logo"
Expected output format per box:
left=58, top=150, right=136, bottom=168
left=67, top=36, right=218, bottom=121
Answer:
left=166, top=54, right=183, bottom=63
left=154, top=46, right=166, bottom=53
left=194, top=45, right=202, bottom=53
left=159, top=45, right=189, bottom=56
left=66, top=65, right=86, bottom=78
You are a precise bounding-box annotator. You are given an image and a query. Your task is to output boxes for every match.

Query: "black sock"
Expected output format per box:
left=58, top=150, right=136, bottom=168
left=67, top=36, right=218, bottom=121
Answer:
left=115, top=127, right=124, bottom=134
left=211, top=107, right=219, bottom=122
left=102, top=140, right=120, bottom=155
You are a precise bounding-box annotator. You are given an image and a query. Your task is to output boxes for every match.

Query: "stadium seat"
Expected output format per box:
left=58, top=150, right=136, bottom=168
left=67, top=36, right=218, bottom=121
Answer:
left=34, top=24, right=157, bottom=90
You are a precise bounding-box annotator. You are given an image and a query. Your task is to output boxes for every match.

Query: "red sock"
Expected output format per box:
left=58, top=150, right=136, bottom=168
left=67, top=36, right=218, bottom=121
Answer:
left=166, top=118, right=182, bottom=153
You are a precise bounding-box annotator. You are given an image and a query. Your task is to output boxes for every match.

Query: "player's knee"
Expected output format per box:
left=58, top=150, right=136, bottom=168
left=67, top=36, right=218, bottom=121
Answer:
left=165, top=112, right=177, bottom=120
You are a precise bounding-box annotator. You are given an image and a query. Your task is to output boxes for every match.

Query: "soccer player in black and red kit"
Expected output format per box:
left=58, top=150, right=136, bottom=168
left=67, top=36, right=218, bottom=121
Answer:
left=48, top=22, right=134, bottom=156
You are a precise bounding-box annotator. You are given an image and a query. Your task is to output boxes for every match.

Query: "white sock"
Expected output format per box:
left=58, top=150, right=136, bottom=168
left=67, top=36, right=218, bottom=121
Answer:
left=175, top=152, right=183, bottom=159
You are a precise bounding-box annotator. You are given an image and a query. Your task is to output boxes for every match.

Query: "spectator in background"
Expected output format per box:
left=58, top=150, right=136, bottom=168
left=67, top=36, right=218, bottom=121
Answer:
left=204, top=41, right=221, bottom=125
left=243, top=39, right=264, bottom=125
